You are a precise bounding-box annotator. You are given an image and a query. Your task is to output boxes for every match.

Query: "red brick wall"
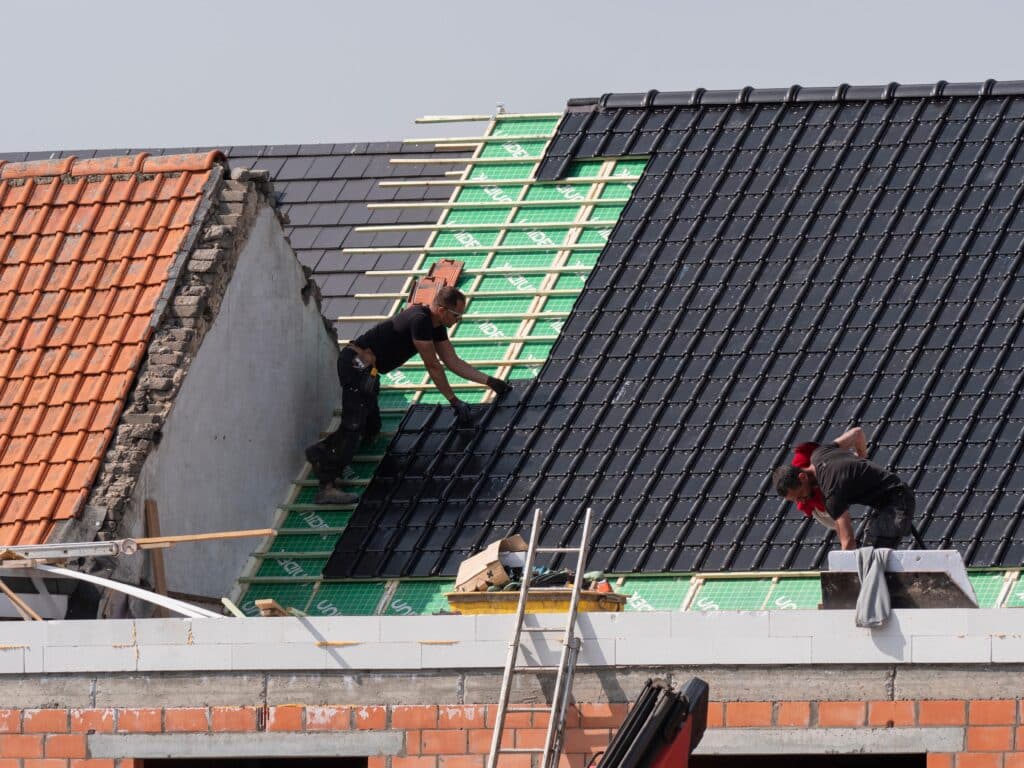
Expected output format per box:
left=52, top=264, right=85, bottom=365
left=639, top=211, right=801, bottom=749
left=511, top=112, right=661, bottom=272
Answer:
left=0, top=699, right=1020, bottom=768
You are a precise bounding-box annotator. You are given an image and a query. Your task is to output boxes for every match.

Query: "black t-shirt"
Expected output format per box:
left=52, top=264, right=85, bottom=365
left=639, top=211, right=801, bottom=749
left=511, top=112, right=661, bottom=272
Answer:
left=353, top=305, right=448, bottom=374
left=810, top=443, right=908, bottom=520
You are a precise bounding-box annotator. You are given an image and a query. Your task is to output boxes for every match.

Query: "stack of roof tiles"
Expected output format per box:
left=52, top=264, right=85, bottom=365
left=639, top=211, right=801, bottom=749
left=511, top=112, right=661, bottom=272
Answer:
left=327, top=81, right=1024, bottom=578
left=0, top=152, right=220, bottom=545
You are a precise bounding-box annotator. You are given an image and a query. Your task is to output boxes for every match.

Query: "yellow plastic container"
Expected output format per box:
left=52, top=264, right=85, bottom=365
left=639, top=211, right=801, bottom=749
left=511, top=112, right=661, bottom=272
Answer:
left=446, top=588, right=628, bottom=615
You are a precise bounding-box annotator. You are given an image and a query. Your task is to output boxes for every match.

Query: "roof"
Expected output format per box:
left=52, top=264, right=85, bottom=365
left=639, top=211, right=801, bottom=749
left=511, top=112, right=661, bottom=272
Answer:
left=0, top=143, right=466, bottom=343
left=326, top=81, right=1024, bottom=579
left=0, top=151, right=221, bottom=545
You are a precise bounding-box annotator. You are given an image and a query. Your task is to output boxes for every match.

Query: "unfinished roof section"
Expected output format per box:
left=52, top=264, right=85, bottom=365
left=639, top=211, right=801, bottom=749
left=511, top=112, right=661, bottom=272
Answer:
left=0, top=152, right=222, bottom=546
left=328, top=80, right=1024, bottom=578
left=0, top=143, right=467, bottom=343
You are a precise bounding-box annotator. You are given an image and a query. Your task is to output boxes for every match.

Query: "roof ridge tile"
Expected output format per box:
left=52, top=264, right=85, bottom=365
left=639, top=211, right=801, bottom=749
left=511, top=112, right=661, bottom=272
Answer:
left=0, top=151, right=226, bottom=181
left=569, top=79, right=1024, bottom=111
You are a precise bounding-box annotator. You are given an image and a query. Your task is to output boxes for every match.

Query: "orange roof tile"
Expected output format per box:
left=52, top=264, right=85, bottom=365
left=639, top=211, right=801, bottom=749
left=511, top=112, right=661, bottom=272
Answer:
left=0, top=151, right=223, bottom=545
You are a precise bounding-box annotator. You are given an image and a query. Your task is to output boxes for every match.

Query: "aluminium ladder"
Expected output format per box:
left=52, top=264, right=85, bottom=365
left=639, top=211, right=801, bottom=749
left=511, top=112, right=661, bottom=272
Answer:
left=487, top=507, right=593, bottom=768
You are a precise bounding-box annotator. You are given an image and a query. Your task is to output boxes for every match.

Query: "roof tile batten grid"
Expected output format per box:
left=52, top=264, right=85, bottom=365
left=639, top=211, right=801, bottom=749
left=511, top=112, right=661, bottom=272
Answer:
left=327, top=80, right=1024, bottom=582
left=235, top=116, right=645, bottom=614
left=0, top=152, right=222, bottom=546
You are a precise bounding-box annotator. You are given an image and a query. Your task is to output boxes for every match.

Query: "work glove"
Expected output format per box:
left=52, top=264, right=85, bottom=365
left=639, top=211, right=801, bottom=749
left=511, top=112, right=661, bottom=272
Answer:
left=450, top=397, right=475, bottom=426
left=486, top=376, right=512, bottom=397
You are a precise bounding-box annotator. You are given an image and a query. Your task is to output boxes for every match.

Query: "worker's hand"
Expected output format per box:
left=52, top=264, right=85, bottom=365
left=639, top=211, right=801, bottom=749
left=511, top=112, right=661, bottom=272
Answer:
left=450, top=398, right=475, bottom=425
left=486, top=376, right=512, bottom=397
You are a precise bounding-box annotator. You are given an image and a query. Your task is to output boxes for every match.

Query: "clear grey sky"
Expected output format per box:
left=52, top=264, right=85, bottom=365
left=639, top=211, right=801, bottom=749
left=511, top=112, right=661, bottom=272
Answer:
left=4, top=0, right=1022, bottom=152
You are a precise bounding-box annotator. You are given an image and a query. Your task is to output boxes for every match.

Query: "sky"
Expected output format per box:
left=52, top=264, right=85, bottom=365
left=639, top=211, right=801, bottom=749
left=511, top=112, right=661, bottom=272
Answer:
left=3, top=0, right=1023, bottom=152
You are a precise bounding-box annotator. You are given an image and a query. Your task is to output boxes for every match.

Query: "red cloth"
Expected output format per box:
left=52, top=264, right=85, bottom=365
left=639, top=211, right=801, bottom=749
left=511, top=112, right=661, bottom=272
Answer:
left=791, top=442, right=826, bottom=517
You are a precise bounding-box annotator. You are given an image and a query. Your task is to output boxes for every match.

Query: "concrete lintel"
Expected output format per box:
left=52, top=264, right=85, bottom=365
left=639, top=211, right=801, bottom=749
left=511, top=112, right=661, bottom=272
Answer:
left=695, top=727, right=964, bottom=755
left=89, top=731, right=403, bottom=758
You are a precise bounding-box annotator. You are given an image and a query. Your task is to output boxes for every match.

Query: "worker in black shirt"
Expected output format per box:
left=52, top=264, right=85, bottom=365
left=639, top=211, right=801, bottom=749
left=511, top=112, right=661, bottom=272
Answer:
left=771, top=426, right=915, bottom=550
left=306, top=285, right=511, bottom=504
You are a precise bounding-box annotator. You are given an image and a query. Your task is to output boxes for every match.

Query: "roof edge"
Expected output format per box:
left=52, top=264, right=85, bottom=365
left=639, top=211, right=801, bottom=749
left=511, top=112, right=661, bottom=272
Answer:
left=566, top=79, right=1023, bottom=111
left=0, top=150, right=226, bottom=180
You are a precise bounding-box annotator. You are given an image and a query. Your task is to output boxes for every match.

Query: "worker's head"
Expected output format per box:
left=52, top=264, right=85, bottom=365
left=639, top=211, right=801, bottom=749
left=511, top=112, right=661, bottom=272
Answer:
left=432, top=285, right=467, bottom=328
left=772, top=465, right=815, bottom=503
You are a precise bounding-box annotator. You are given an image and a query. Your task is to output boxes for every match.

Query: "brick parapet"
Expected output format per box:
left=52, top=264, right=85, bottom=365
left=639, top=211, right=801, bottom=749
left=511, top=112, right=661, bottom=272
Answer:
left=0, top=698, right=1018, bottom=767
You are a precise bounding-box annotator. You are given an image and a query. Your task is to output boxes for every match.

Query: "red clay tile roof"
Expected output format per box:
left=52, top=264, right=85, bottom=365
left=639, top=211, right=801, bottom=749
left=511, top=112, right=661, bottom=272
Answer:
left=0, top=151, right=223, bottom=546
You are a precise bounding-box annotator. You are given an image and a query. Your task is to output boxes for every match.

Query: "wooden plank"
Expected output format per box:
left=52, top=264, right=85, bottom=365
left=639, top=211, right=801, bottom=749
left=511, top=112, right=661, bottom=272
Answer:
left=135, top=528, right=276, bottom=549
left=144, top=500, right=169, bottom=618
left=0, top=578, right=43, bottom=621
left=255, top=598, right=290, bottom=617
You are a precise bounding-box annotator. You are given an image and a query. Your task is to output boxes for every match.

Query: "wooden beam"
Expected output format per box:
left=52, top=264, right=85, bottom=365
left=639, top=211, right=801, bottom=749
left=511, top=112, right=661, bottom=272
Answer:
left=377, top=175, right=638, bottom=188
left=135, top=528, right=277, bottom=549
left=144, top=500, right=169, bottom=618
left=254, top=598, right=290, bottom=617
left=0, top=578, right=42, bottom=621
left=220, top=597, right=246, bottom=618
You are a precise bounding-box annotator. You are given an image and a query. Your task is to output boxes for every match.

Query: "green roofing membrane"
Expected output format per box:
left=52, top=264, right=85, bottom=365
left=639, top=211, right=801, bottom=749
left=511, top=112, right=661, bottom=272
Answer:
left=968, top=571, right=1005, bottom=608
left=383, top=580, right=454, bottom=615
left=232, top=113, right=656, bottom=615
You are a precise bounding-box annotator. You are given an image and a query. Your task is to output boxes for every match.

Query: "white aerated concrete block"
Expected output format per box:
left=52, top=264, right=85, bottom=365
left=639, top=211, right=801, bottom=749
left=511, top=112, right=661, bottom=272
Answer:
left=966, top=609, right=1024, bottom=635
left=381, top=615, right=476, bottom=642
left=888, top=609, right=970, bottom=636
left=43, top=645, right=137, bottom=673
left=671, top=610, right=771, bottom=638
left=0, top=647, right=25, bottom=673
left=912, top=634, right=991, bottom=663
left=283, top=616, right=382, bottom=644
left=134, top=618, right=192, bottom=645
left=769, top=610, right=855, bottom=637
left=190, top=617, right=288, bottom=645
left=811, top=632, right=908, bottom=663
left=473, top=615, right=518, bottom=642
left=231, top=643, right=332, bottom=671
left=319, top=641, right=422, bottom=670
left=46, top=618, right=136, bottom=646
left=615, top=634, right=811, bottom=665
left=137, top=643, right=233, bottom=671
left=592, top=610, right=672, bottom=639
left=420, top=640, right=506, bottom=668
left=991, top=634, right=1024, bottom=662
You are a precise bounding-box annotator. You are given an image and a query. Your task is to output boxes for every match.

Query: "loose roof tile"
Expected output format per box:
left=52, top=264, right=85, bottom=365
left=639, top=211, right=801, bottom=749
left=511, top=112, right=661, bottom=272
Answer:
left=0, top=152, right=221, bottom=545
left=326, top=82, right=1024, bottom=578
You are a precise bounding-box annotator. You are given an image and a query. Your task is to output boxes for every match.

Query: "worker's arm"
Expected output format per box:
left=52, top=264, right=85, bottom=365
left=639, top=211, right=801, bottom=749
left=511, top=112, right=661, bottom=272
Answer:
left=414, top=339, right=459, bottom=403
left=834, top=511, right=857, bottom=550
left=435, top=340, right=490, bottom=385
left=834, top=426, right=868, bottom=458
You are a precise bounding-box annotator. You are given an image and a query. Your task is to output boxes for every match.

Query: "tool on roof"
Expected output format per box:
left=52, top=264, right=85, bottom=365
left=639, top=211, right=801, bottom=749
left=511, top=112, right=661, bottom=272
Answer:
left=486, top=507, right=593, bottom=768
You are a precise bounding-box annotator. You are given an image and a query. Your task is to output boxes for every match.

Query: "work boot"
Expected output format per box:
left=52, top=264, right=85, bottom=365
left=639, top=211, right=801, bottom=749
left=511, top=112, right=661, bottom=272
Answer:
left=314, top=485, right=359, bottom=506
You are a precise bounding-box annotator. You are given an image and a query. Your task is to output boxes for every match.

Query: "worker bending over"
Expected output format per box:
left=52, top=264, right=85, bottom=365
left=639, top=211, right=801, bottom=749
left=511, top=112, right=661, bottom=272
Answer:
left=772, top=426, right=915, bottom=550
left=307, top=285, right=511, bottom=505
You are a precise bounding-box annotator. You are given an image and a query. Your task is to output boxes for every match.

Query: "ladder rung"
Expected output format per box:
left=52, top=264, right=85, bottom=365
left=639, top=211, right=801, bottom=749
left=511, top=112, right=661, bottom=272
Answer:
left=521, top=627, right=563, bottom=632
left=507, top=706, right=551, bottom=712
left=536, top=547, right=581, bottom=553
left=514, top=665, right=560, bottom=672
left=501, top=749, right=545, bottom=754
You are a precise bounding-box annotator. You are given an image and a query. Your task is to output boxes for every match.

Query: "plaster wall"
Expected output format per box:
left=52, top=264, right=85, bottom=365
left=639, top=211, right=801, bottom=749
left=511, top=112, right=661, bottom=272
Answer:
left=131, top=206, right=340, bottom=597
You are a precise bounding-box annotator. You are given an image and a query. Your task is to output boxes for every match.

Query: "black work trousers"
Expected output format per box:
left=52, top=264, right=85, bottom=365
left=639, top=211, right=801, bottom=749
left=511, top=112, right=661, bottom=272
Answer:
left=865, top=486, right=916, bottom=549
left=305, top=347, right=381, bottom=487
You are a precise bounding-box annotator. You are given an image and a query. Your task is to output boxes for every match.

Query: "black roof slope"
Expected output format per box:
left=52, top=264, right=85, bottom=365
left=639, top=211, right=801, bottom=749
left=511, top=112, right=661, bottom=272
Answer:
left=326, top=81, right=1024, bottom=578
left=0, top=142, right=465, bottom=341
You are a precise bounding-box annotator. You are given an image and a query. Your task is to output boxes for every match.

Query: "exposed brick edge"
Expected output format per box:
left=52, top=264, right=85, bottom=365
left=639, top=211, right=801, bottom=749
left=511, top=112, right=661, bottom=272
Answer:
left=49, top=164, right=333, bottom=616
left=0, top=699, right=1019, bottom=768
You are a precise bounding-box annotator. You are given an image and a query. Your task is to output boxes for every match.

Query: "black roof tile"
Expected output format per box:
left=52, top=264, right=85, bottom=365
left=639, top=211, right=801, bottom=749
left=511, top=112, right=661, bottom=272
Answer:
left=325, top=82, right=1024, bottom=577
